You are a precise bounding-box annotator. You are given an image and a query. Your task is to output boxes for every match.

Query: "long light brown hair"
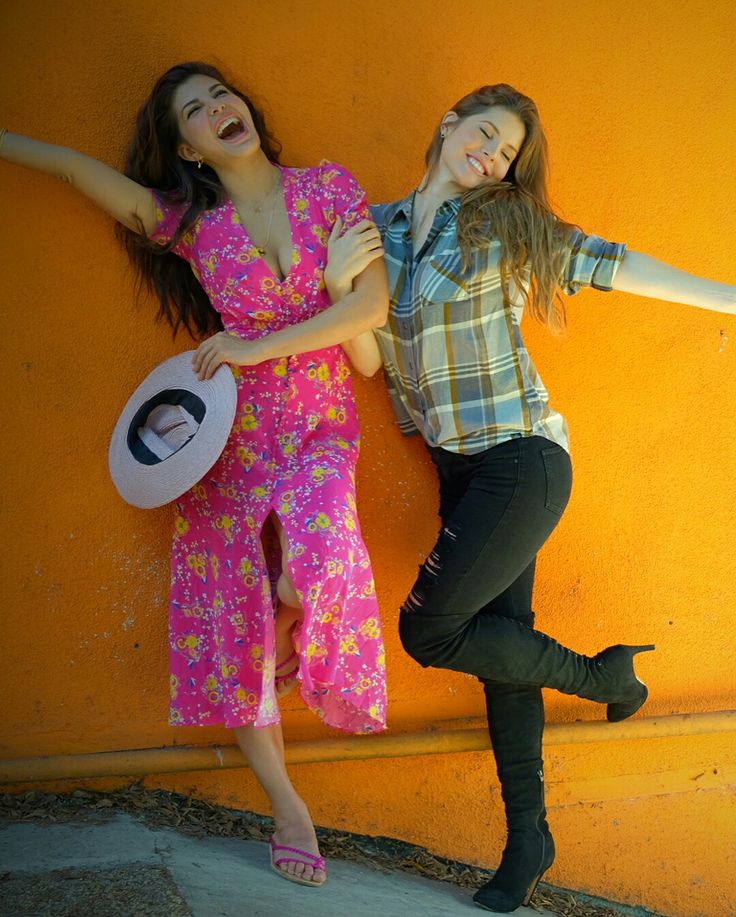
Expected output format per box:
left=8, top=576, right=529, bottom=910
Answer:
left=425, top=84, right=576, bottom=331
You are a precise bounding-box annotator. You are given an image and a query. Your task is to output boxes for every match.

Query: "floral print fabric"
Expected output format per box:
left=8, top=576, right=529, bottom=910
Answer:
left=150, top=163, right=387, bottom=733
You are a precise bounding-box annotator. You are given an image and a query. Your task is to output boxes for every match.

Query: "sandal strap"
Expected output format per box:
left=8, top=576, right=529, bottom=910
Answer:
left=270, top=840, right=325, bottom=871
left=274, top=651, right=299, bottom=684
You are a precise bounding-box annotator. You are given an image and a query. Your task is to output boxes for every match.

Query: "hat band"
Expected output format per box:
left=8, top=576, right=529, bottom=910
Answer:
left=127, top=389, right=207, bottom=466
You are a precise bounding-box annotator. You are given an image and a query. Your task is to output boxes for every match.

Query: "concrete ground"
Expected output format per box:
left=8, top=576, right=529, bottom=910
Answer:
left=0, top=810, right=557, bottom=917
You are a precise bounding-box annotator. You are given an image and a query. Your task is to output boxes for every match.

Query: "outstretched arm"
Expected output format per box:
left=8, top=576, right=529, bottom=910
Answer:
left=0, top=131, right=157, bottom=236
left=612, top=250, right=736, bottom=314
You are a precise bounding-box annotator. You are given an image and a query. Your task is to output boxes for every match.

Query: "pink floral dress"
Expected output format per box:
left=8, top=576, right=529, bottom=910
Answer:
left=150, top=163, right=386, bottom=733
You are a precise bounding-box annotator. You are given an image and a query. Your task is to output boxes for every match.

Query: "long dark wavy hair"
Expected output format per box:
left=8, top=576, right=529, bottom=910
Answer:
left=116, top=62, right=282, bottom=339
left=424, top=84, right=577, bottom=331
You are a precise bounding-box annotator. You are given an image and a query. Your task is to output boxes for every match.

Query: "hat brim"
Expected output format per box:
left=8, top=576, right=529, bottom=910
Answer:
left=108, top=351, right=238, bottom=509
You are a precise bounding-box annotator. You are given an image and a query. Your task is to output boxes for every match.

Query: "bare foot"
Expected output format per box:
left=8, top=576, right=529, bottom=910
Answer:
left=271, top=806, right=326, bottom=885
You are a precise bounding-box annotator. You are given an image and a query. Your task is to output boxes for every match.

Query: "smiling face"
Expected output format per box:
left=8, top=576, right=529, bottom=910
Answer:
left=435, top=105, right=526, bottom=194
left=173, top=73, right=260, bottom=166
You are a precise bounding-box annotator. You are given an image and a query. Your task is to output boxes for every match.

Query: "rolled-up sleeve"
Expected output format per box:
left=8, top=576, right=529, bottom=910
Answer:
left=561, top=230, right=627, bottom=295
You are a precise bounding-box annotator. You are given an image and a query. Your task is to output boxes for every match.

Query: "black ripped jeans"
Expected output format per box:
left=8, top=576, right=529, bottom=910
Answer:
left=399, top=435, right=573, bottom=671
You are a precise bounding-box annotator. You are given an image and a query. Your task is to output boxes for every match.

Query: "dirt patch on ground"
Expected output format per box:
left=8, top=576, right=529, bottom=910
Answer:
left=0, top=786, right=634, bottom=917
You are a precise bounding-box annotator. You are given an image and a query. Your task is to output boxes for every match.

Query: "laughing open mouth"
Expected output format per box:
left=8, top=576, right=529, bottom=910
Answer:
left=216, top=116, right=246, bottom=140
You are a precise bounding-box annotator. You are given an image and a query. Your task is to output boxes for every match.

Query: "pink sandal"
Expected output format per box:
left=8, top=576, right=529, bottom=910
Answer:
left=274, top=650, right=300, bottom=699
left=269, top=837, right=327, bottom=887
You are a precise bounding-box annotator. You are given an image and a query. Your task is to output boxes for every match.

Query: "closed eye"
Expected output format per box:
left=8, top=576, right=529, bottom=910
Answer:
left=185, top=104, right=202, bottom=119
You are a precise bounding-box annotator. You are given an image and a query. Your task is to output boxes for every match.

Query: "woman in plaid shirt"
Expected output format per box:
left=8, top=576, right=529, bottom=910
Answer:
left=330, top=84, right=736, bottom=912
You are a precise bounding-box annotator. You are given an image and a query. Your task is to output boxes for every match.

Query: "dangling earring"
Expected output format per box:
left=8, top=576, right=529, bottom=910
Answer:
left=196, top=156, right=204, bottom=170
left=440, top=126, right=447, bottom=139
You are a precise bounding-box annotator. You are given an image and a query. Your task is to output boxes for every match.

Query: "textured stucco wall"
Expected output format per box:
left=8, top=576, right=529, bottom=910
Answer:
left=1, top=2, right=734, bottom=914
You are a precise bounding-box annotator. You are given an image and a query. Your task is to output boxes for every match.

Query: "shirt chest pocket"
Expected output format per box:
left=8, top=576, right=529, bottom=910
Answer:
left=417, top=252, right=470, bottom=308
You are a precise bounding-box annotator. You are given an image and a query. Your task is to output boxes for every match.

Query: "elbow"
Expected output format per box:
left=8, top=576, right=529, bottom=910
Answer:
left=366, top=294, right=389, bottom=330
left=357, top=356, right=383, bottom=378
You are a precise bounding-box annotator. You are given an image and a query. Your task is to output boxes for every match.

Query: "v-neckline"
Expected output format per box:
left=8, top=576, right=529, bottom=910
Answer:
left=229, top=165, right=296, bottom=285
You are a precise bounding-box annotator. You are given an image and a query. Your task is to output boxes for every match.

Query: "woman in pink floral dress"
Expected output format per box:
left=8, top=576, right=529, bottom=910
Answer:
left=0, top=62, right=388, bottom=887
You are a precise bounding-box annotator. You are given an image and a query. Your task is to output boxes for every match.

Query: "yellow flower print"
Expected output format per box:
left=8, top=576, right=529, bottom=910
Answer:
left=314, top=513, right=331, bottom=529
left=231, top=210, right=242, bottom=224
left=192, top=483, right=208, bottom=501
left=311, top=224, right=328, bottom=246
left=289, top=292, right=304, bottom=306
left=306, top=641, right=328, bottom=662
left=321, top=611, right=333, bottom=624
left=279, top=433, right=296, bottom=456
left=307, top=583, right=321, bottom=603
left=221, top=660, right=238, bottom=678
left=261, top=276, right=277, bottom=292
left=251, top=645, right=263, bottom=660
left=294, top=198, right=309, bottom=212
left=236, top=250, right=252, bottom=264
left=183, top=601, right=205, bottom=619
left=316, top=363, right=331, bottom=382
left=273, top=359, right=288, bottom=377
left=241, top=414, right=258, bottom=431
left=346, top=492, right=356, bottom=511
left=186, top=553, right=207, bottom=580
left=336, top=363, right=350, bottom=383
left=204, top=252, right=218, bottom=273
left=334, top=436, right=350, bottom=450
left=231, top=365, right=242, bottom=379
left=170, top=674, right=180, bottom=699
left=326, top=560, right=345, bottom=576
left=307, top=413, right=320, bottom=430
left=176, top=634, right=201, bottom=660
left=252, top=485, right=268, bottom=498
left=240, top=557, right=257, bottom=588
left=175, top=516, right=189, bottom=536
left=340, top=634, right=360, bottom=655
left=344, top=512, right=356, bottom=531
left=236, top=446, right=257, bottom=470
left=359, top=617, right=380, bottom=639
left=215, top=515, right=234, bottom=543
left=291, top=249, right=300, bottom=264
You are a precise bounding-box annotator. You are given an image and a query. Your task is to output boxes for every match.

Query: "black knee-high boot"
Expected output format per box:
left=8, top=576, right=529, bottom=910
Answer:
left=473, top=678, right=554, bottom=913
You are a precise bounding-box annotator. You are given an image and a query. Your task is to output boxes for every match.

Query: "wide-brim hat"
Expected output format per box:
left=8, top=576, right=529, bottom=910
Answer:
left=109, top=351, right=237, bottom=509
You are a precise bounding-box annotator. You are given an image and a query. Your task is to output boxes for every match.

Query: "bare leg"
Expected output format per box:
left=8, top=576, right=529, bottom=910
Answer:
left=234, top=722, right=326, bottom=884
left=270, top=513, right=303, bottom=696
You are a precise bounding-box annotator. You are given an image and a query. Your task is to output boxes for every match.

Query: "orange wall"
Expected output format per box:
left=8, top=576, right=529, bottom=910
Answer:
left=1, top=2, right=735, bottom=915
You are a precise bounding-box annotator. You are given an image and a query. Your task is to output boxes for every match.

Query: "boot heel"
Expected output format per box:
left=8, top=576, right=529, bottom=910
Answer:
left=606, top=644, right=656, bottom=722
left=521, top=870, right=545, bottom=906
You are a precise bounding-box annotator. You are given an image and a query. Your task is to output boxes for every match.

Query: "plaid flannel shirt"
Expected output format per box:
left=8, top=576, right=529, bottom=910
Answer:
left=371, top=193, right=626, bottom=454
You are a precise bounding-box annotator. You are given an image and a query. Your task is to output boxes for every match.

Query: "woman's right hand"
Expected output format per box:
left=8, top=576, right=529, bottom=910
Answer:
left=324, top=217, right=384, bottom=303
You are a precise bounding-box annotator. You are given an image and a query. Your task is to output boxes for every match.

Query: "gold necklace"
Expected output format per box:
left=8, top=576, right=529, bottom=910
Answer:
left=252, top=175, right=281, bottom=257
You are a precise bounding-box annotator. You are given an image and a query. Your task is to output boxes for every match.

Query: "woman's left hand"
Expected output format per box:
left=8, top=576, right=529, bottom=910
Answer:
left=192, top=332, right=264, bottom=380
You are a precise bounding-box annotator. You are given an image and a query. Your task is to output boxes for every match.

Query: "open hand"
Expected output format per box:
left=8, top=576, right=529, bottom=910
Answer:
left=325, top=217, right=384, bottom=302
left=192, top=332, right=263, bottom=380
